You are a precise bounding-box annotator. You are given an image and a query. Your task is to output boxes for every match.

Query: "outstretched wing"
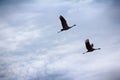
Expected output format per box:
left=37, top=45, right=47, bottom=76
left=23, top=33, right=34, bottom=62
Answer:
left=85, top=39, right=93, bottom=51
left=59, top=15, right=69, bottom=29
left=91, top=43, right=94, bottom=47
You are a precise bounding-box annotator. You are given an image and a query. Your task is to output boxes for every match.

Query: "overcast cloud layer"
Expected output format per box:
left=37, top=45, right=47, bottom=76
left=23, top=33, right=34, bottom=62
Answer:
left=0, top=0, right=120, bottom=80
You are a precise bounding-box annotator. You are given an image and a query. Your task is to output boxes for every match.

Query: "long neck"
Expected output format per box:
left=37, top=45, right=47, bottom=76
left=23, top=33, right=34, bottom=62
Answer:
left=70, top=24, right=76, bottom=28
left=94, top=48, right=101, bottom=50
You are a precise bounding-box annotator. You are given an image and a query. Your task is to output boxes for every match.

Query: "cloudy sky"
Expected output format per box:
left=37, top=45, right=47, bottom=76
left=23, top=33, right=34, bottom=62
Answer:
left=0, top=0, right=120, bottom=80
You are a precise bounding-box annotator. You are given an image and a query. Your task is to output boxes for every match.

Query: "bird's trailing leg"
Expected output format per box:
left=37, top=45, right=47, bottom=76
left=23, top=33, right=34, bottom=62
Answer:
left=83, top=52, right=88, bottom=54
left=57, top=31, right=62, bottom=33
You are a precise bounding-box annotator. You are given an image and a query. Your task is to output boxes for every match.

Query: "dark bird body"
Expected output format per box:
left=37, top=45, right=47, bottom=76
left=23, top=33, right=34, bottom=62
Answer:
left=83, top=39, right=101, bottom=54
left=58, top=15, right=76, bottom=33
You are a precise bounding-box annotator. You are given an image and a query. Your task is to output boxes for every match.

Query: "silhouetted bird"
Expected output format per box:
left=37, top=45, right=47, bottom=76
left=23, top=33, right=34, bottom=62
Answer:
left=58, top=15, right=76, bottom=33
left=83, top=39, right=101, bottom=54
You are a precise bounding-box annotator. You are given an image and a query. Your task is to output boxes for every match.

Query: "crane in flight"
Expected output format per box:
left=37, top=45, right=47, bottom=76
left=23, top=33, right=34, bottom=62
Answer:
left=58, top=15, right=76, bottom=33
left=83, top=39, right=101, bottom=54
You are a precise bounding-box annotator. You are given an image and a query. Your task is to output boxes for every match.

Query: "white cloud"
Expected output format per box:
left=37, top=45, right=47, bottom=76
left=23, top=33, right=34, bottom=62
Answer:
left=0, top=24, right=42, bottom=52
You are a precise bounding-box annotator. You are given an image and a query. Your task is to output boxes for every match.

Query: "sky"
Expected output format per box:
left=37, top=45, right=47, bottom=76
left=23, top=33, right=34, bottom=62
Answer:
left=0, top=0, right=120, bottom=80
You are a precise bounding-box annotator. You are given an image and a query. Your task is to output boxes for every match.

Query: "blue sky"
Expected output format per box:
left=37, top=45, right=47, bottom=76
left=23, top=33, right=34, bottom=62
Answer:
left=0, top=0, right=120, bottom=80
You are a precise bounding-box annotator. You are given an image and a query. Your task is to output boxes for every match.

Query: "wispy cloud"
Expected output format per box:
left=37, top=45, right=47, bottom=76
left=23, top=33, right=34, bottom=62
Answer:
left=0, top=25, right=42, bottom=52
